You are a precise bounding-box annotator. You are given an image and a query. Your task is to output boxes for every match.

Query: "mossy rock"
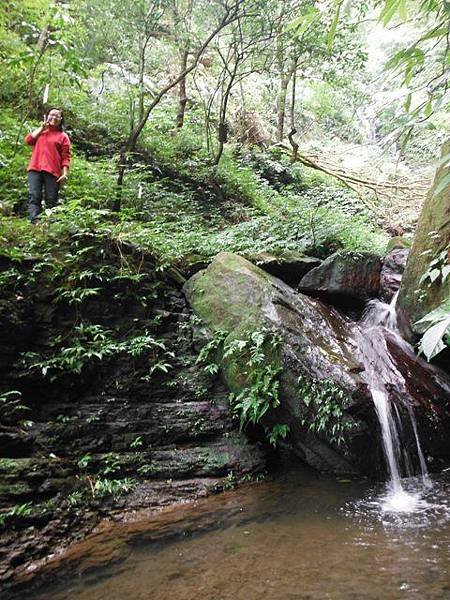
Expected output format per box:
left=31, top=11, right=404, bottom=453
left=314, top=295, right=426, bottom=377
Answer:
left=298, top=251, right=382, bottom=302
left=397, top=140, right=450, bottom=337
left=183, top=252, right=374, bottom=475
left=385, top=236, right=412, bottom=252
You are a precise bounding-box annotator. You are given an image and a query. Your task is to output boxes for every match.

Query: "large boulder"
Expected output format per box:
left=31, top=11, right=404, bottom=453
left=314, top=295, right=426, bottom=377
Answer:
left=298, top=251, right=382, bottom=304
left=248, top=251, right=321, bottom=287
left=184, top=252, right=377, bottom=476
left=397, top=140, right=450, bottom=338
left=183, top=252, right=450, bottom=476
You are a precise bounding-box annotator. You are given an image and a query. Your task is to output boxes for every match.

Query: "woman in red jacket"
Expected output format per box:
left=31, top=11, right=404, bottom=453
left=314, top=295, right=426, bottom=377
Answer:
left=25, top=108, right=71, bottom=223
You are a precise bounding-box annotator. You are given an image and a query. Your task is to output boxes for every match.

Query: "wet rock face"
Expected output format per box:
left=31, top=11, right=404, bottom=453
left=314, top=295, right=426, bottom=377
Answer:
left=379, top=249, right=409, bottom=302
left=383, top=332, right=450, bottom=470
left=298, top=251, right=382, bottom=304
left=184, top=252, right=450, bottom=477
left=184, top=252, right=379, bottom=476
left=0, top=429, right=34, bottom=459
left=0, top=243, right=268, bottom=590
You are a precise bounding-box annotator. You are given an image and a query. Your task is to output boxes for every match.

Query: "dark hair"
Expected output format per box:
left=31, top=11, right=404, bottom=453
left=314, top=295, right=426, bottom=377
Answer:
left=47, top=107, right=65, bottom=131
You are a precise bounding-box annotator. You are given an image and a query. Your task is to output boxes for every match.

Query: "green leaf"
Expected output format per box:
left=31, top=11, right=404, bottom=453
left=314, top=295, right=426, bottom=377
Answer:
left=398, top=0, right=408, bottom=20
left=286, top=8, right=318, bottom=36
left=380, top=0, right=402, bottom=26
left=385, top=49, right=406, bottom=71
left=432, top=172, right=450, bottom=198
left=404, top=65, right=414, bottom=86
left=419, top=315, right=450, bottom=361
left=423, top=99, right=433, bottom=118
left=404, top=93, right=412, bottom=112
left=420, top=26, right=449, bottom=42
left=327, top=0, right=343, bottom=52
left=442, top=265, right=450, bottom=283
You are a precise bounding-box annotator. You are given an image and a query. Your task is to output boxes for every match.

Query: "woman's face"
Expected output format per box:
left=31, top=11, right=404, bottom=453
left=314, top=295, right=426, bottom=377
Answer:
left=47, top=110, right=62, bottom=128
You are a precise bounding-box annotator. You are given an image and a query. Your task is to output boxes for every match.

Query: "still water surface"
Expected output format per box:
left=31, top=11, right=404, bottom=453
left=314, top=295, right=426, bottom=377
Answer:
left=36, top=468, right=450, bottom=600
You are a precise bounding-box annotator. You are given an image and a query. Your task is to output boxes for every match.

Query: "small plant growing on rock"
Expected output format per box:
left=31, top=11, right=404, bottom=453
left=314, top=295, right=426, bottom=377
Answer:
left=0, top=502, right=33, bottom=527
left=90, top=477, right=136, bottom=499
left=130, top=435, right=144, bottom=449
left=195, top=326, right=286, bottom=441
left=297, top=374, right=352, bottom=446
left=0, top=390, right=30, bottom=425
left=225, top=329, right=283, bottom=431
left=267, top=423, right=290, bottom=447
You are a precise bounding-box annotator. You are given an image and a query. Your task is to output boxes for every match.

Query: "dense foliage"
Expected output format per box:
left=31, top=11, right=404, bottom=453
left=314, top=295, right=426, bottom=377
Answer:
left=0, top=0, right=448, bottom=373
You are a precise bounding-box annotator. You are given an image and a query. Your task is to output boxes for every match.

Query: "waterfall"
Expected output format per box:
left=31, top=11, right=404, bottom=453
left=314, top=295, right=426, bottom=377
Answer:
left=361, top=291, right=399, bottom=331
left=371, top=388, right=402, bottom=492
left=406, top=403, right=431, bottom=486
left=358, top=294, right=430, bottom=511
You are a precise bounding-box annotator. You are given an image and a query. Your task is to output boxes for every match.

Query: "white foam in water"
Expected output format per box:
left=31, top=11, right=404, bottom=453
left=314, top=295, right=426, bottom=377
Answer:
left=381, top=488, right=421, bottom=513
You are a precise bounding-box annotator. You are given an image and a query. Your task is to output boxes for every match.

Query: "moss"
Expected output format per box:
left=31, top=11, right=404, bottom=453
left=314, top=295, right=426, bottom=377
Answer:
left=184, top=252, right=272, bottom=334
left=200, top=448, right=231, bottom=471
left=398, top=141, right=450, bottom=333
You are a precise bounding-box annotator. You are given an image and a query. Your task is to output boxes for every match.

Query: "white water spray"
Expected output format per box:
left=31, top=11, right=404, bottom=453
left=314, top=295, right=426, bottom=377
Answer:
left=361, top=291, right=399, bottom=332
left=359, top=293, right=430, bottom=513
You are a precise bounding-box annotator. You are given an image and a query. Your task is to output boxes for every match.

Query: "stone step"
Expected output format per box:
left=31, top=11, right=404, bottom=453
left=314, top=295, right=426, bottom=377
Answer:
left=77, top=435, right=265, bottom=480
left=31, top=400, right=236, bottom=455
left=0, top=435, right=266, bottom=506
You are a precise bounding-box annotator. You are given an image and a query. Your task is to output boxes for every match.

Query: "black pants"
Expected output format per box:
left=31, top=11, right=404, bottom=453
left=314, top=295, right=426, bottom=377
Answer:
left=28, top=170, right=60, bottom=223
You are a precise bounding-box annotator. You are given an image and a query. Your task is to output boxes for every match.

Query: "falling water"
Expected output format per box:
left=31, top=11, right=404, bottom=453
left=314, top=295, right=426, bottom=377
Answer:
left=406, top=403, right=431, bottom=487
left=358, top=291, right=430, bottom=512
left=371, top=388, right=402, bottom=491
left=361, top=291, right=399, bottom=331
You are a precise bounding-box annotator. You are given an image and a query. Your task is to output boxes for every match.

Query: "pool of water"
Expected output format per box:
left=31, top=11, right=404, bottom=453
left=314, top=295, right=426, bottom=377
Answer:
left=32, top=468, right=450, bottom=600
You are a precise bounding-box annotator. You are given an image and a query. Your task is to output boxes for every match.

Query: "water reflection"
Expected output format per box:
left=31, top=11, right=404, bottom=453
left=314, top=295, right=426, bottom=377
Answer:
left=30, top=469, right=450, bottom=600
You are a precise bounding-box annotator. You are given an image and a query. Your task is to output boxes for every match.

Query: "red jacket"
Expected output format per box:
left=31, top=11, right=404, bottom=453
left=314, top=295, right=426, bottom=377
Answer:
left=25, top=129, right=71, bottom=178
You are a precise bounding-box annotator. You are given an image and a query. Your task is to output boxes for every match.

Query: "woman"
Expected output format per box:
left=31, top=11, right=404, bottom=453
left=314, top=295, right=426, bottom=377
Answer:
left=25, top=108, right=71, bottom=223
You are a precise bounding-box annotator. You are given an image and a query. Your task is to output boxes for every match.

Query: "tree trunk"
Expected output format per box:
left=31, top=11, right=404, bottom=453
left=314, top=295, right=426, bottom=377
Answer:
left=276, top=75, right=290, bottom=142
left=287, top=62, right=298, bottom=162
left=397, top=139, right=450, bottom=339
left=212, top=53, right=240, bottom=166
left=276, top=54, right=298, bottom=143
left=176, top=49, right=189, bottom=129
left=138, top=39, right=146, bottom=123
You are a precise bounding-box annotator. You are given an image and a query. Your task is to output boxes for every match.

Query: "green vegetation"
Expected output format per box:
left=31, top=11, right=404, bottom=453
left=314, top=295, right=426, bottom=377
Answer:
left=416, top=301, right=450, bottom=361
left=224, top=329, right=283, bottom=431
left=22, top=326, right=171, bottom=380
left=0, top=0, right=448, bottom=534
left=0, top=391, right=30, bottom=425
left=0, top=502, right=33, bottom=527
left=414, top=244, right=450, bottom=360
left=197, top=327, right=290, bottom=446
left=297, top=374, right=353, bottom=446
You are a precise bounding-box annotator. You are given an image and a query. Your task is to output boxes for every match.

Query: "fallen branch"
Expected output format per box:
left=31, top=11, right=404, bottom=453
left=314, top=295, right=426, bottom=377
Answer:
left=275, top=142, right=432, bottom=230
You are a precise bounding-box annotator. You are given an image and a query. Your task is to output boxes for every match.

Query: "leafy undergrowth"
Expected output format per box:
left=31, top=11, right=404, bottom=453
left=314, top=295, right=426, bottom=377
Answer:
left=0, top=107, right=387, bottom=272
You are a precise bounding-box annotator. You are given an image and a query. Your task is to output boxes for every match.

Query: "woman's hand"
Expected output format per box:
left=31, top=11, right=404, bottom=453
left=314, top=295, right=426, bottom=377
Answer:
left=56, top=173, right=68, bottom=186
left=57, top=167, right=68, bottom=186
left=30, top=122, right=47, bottom=139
